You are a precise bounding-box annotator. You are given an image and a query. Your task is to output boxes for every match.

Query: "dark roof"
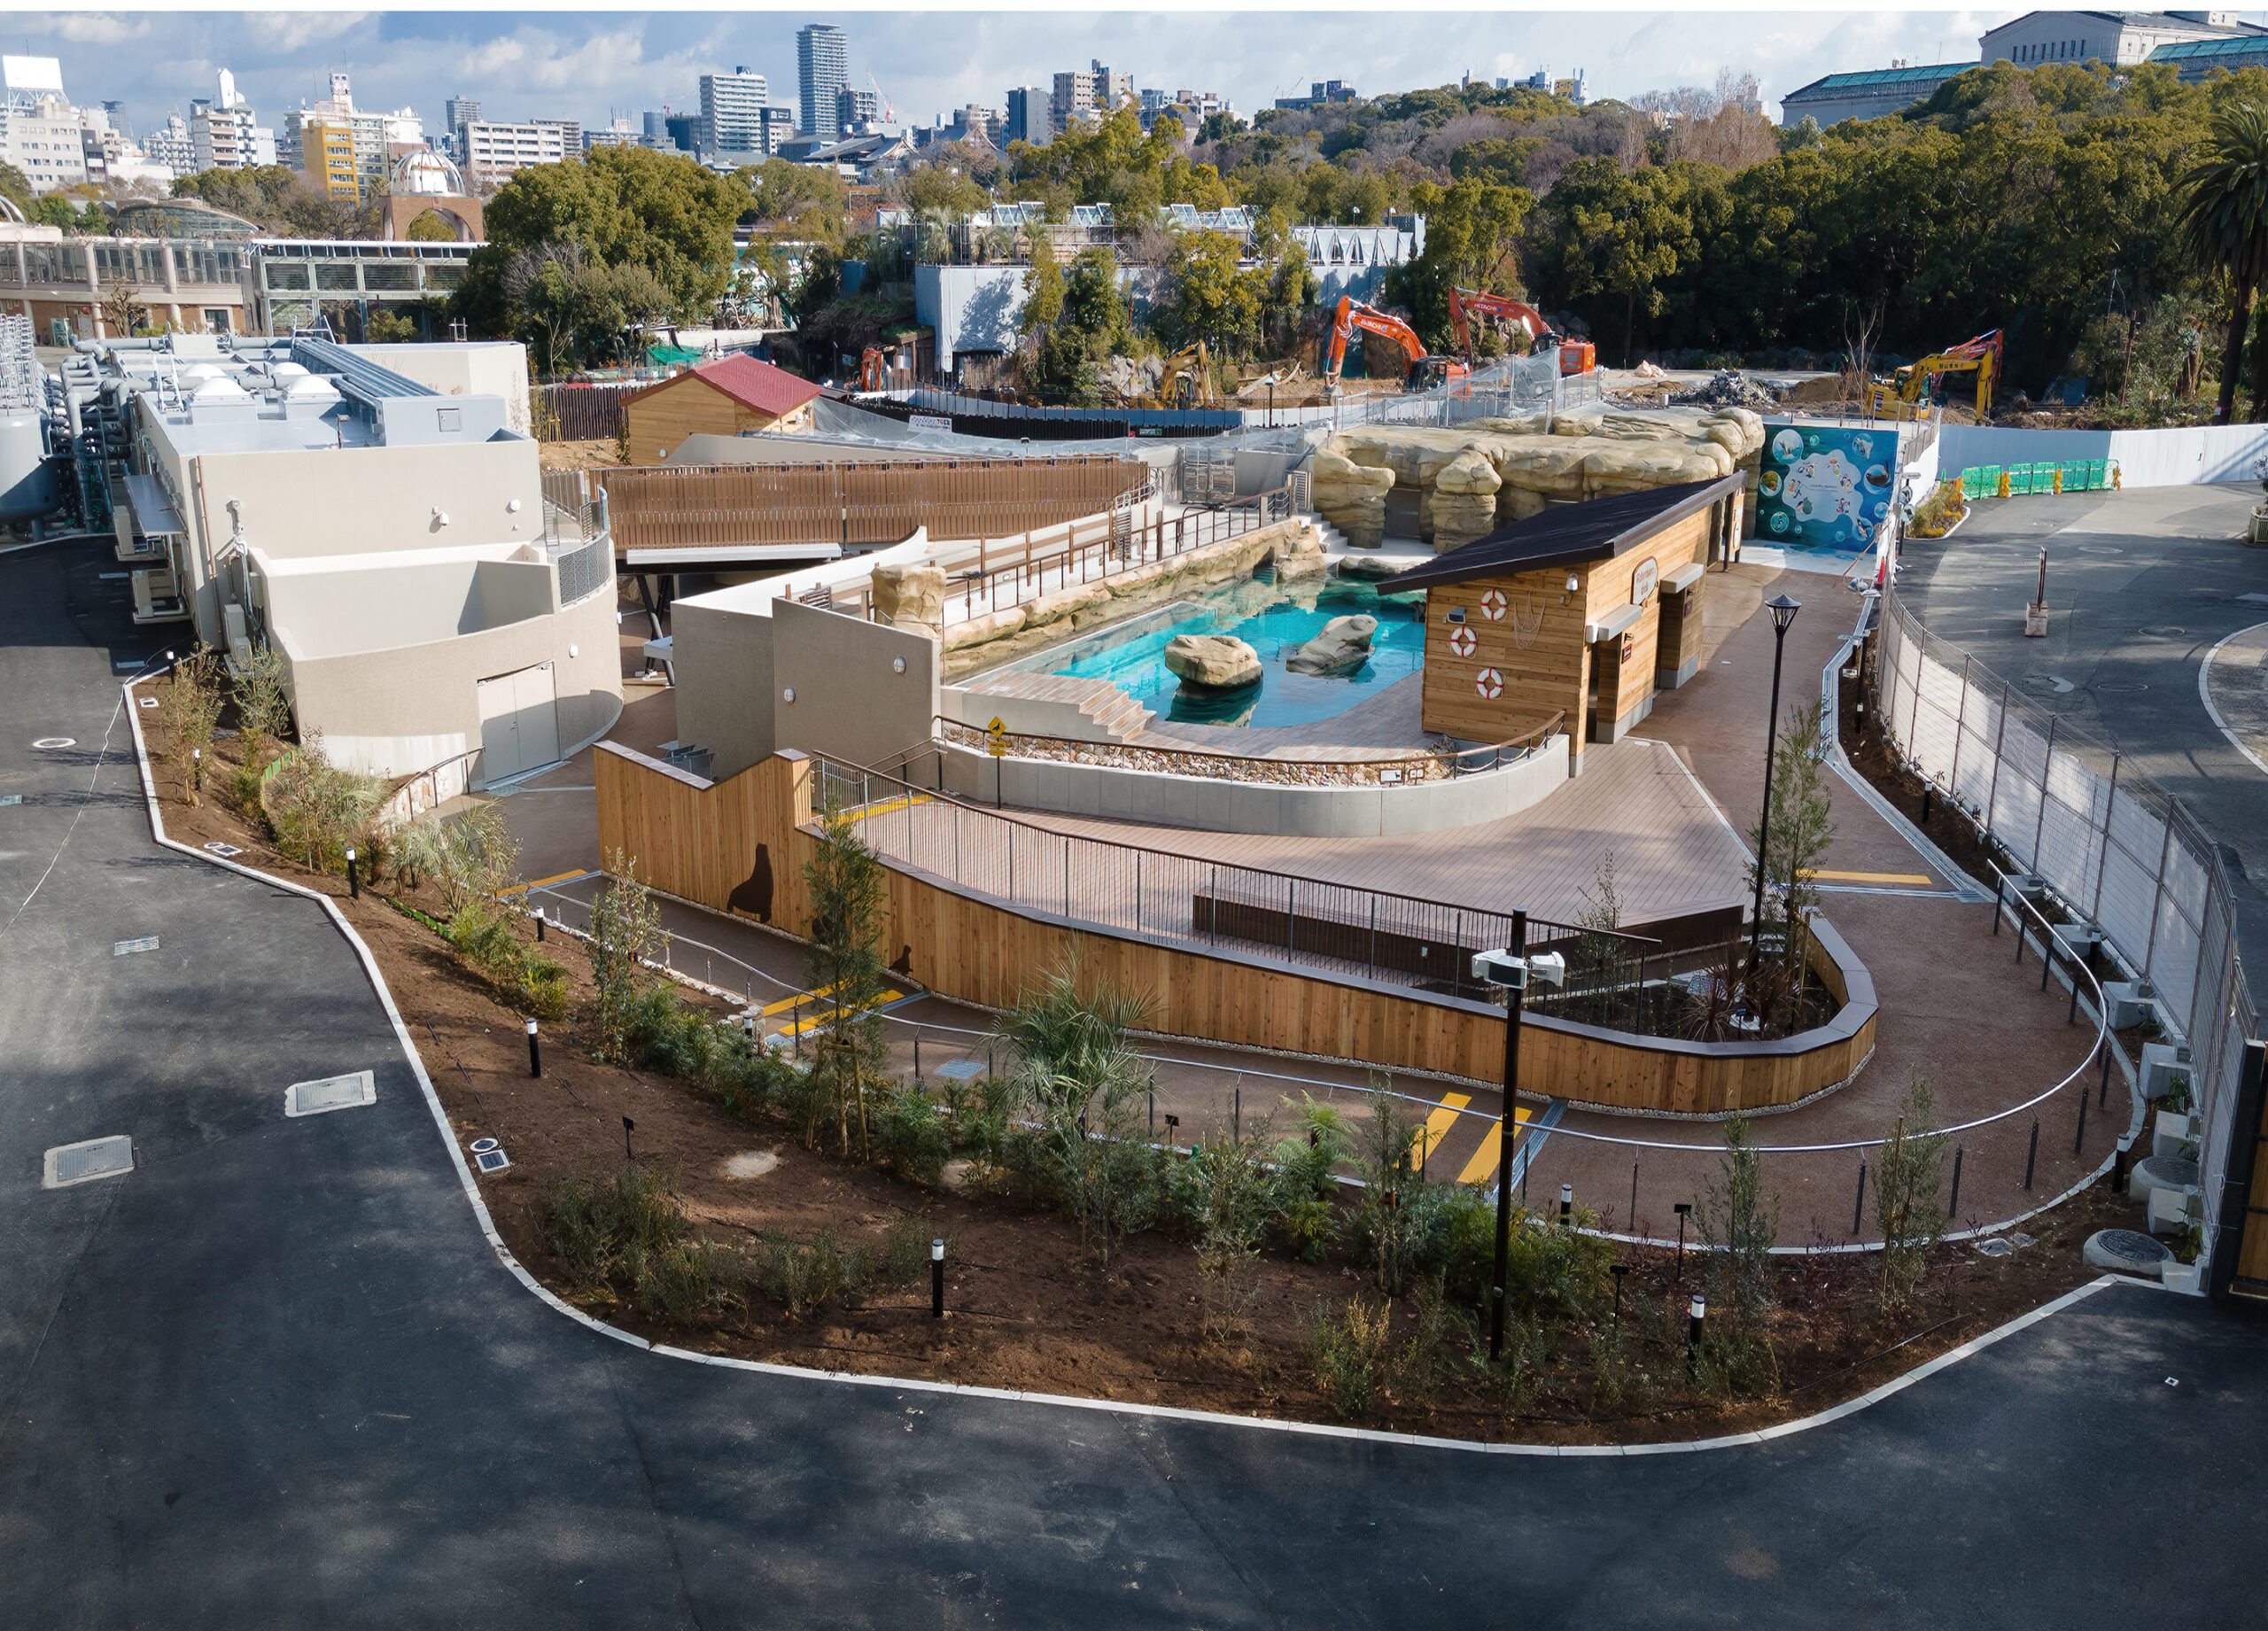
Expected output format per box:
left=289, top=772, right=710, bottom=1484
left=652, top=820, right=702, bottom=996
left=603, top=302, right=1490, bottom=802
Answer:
left=1783, top=62, right=1972, bottom=103
left=633, top=353, right=822, bottom=417
left=1379, top=476, right=1744, bottom=593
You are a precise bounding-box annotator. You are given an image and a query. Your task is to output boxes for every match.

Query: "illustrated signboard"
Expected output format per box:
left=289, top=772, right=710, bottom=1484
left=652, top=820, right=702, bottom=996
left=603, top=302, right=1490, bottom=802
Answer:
left=1755, top=423, right=1899, bottom=548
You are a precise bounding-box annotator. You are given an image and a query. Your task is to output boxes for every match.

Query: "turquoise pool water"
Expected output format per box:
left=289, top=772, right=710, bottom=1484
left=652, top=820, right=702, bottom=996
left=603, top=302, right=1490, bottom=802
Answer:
left=1030, top=571, right=1428, bottom=727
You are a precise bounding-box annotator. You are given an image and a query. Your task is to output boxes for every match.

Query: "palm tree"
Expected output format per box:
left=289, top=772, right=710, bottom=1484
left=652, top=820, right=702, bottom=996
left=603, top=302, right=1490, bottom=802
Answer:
left=2178, top=103, right=2268, bottom=423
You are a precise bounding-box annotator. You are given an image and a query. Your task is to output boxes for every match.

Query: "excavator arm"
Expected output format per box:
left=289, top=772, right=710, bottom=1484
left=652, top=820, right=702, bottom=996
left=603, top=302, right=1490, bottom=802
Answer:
left=1448, top=287, right=1556, bottom=355
left=1326, top=297, right=1435, bottom=391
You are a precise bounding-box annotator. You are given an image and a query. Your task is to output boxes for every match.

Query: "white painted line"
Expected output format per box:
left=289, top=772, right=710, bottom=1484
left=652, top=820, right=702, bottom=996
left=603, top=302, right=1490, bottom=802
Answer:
left=2198, top=621, right=2268, bottom=779
left=284, top=1069, right=376, bottom=1117
left=113, top=936, right=159, bottom=956
left=119, top=673, right=2155, bottom=1460
left=43, top=1135, right=134, bottom=1189
left=32, top=737, right=74, bottom=750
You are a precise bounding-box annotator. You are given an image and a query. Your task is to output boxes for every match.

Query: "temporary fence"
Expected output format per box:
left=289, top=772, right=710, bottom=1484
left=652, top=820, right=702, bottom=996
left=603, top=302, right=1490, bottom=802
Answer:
left=594, top=454, right=1152, bottom=554
left=1875, top=577, right=2253, bottom=1273
left=1956, top=460, right=2118, bottom=500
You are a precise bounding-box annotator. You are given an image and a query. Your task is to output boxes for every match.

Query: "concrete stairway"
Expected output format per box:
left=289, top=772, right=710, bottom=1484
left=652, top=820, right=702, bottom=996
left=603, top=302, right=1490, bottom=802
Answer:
left=959, top=671, right=1155, bottom=742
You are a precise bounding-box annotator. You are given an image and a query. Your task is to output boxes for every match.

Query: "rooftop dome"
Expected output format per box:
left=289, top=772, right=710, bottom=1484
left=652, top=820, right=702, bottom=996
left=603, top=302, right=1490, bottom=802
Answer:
left=192, top=375, right=251, bottom=401
left=272, top=361, right=311, bottom=380
left=284, top=374, right=339, bottom=398
left=390, top=148, right=466, bottom=197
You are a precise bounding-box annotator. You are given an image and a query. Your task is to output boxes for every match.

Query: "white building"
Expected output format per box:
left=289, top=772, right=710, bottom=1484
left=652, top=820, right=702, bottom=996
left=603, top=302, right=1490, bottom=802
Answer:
left=701, top=67, right=771, bottom=156
left=462, top=120, right=571, bottom=186
left=1779, top=61, right=1973, bottom=127
left=278, top=74, right=409, bottom=199
left=141, top=113, right=198, bottom=178
left=1051, top=61, right=1134, bottom=134
left=1979, top=9, right=2266, bottom=67
left=4, top=96, right=90, bottom=194
left=798, top=22, right=848, bottom=139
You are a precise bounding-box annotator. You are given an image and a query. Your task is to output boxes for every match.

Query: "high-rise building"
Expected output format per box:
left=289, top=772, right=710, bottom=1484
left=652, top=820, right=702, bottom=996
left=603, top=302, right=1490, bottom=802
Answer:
left=797, top=23, right=848, bottom=138
left=756, top=105, right=797, bottom=158
left=664, top=112, right=701, bottom=153
left=460, top=120, right=572, bottom=187
left=1050, top=61, right=1133, bottom=134
left=532, top=117, right=581, bottom=156
left=142, top=113, right=196, bottom=177
left=299, top=116, right=360, bottom=198
left=701, top=66, right=771, bottom=155
left=1004, top=85, right=1050, bottom=146
left=190, top=67, right=275, bottom=172
left=836, top=86, right=880, bottom=132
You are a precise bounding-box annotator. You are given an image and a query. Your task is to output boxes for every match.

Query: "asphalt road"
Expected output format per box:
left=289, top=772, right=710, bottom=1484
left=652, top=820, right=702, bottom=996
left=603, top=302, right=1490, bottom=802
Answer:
left=1896, top=483, right=2268, bottom=964
left=4, top=533, right=2266, bottom=1627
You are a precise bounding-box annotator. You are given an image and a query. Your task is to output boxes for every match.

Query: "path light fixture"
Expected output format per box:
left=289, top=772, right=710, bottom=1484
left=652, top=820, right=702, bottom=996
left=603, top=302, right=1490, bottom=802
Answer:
left=345, top=845, right=357, bottom=899
left=1472, top=920, right=1568, bottom=1360
left=1749, top=594, right=1802, bottom=973
left=526, top=1017, right=540, bottom=1078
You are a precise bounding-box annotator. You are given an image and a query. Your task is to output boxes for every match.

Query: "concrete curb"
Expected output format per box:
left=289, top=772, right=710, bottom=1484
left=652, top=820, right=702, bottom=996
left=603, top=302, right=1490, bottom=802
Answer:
left=120, top=678, right=2147, bottom=1457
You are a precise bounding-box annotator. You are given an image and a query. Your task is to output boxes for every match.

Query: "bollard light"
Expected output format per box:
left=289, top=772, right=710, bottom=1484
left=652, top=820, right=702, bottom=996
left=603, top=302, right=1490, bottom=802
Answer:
left=931, top=1237, right=945, bottom=1317
left=531, top=906, right=545, bottom=942
left=525, top=1016, right=540, bottom=1077
left=1689, top=1293, right=1706, bottom=1358
left=345, top=845, right=358, bottom=899
left=1673, top=1201, right=1692, bottom=1279
left=1559, top=1182, right=1573, bottom=1223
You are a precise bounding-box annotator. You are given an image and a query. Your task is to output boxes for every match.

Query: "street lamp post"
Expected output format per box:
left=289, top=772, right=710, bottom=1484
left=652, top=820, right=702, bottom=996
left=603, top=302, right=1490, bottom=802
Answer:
left=1748, top=594, right=1802, bottom=972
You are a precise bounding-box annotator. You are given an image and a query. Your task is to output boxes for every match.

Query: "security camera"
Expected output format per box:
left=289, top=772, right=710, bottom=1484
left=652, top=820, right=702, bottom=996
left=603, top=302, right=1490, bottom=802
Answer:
left=1471, top=948, right=1567, bottom=990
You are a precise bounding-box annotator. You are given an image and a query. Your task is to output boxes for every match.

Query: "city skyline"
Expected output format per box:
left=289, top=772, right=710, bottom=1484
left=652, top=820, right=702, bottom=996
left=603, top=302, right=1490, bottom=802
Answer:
left=15, top=9, right=2051, bottom=143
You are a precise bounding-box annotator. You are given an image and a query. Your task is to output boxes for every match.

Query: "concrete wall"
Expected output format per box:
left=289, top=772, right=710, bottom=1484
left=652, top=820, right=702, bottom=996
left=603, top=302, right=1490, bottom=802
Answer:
left=255, top=545, right=555, bottom=657
left=356, top=341, right=532, bottom=438
left=192, top=438, right=546, bottom=571
left=936, top=734, right=1570, bottom=838
left=672, top=586, right=942, bottom=780
left=773, top=596, right=941, bottom=773
left=280, top=585, right=621, bottom=782
left=1937, top=422, right=2268, bottom=489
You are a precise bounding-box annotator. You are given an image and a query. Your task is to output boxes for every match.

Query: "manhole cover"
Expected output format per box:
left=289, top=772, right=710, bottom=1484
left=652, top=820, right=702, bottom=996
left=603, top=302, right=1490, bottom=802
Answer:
left=284, top=1070, right=375, bottom=1117
left=113, top=936, right=159, bottom=957
left=2132, top=1154, right=2200, bottom=1191
left=32, top=737, right=74, bottom=750
left=1977, top=1238, right=2016, bottom=1257
left=203, top=842, right=242, bottom=858
left=2139, top=626, right=2187, bottom=637
left=2084, top=1228, right=2172, bottom=1273
left=43, top=1135, right=134, bottom=1189
left=469, top=1138, right=500, bottom=1154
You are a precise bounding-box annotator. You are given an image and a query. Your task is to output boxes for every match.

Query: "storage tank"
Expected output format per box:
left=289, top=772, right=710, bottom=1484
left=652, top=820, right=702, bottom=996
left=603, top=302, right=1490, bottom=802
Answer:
left=0, top=415, right=59, bottom=522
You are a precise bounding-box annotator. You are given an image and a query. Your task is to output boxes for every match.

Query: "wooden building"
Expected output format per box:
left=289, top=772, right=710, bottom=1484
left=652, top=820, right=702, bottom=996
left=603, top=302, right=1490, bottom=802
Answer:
left=1383, top=476, right=1745, bottom=774
left=623, top=353, right=824, bottom=460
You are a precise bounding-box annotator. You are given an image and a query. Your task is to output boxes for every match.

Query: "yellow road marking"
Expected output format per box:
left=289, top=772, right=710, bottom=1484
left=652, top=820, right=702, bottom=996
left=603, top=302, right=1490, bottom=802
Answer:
left=1413, top=1092, right=1471, bottom=1174
left=1456, top=1103, right=1536, bottom=1186
left=1803, top=868, right=1938, bottom=886
left=773, top=990, right=905, bottom=1035
left=761, top=978, right=854, bottom=1016
left=853, top=793, right=932, bottom=819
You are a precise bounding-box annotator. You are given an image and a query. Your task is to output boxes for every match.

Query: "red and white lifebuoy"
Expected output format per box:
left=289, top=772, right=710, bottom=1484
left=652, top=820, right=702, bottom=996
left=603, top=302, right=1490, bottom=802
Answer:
left=1475, top=666, right=1503, bottom=698
left=1449, top=625, right=1477, bottom=657
left=1479, top=588, right=1508, bottom=622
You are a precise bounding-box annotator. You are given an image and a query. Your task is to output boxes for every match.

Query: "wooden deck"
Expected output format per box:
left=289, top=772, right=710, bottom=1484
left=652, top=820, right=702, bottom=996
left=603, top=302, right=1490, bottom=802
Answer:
left=973, top=734, right=1751, bottom=928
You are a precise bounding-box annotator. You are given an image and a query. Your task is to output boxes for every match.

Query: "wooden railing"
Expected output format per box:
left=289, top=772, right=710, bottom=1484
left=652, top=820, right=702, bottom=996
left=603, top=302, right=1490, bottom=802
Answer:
left=596, top=454, right=1150, bottom=554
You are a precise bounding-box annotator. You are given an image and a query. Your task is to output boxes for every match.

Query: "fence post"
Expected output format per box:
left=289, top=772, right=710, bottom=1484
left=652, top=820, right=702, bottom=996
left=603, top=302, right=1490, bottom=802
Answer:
left=2141, top=815, right=2174, bottom=975
left=1983, top=680, right=2013, bottom=849
left=1946, top=654, right=1971, bottom=803
left=2093, top=755, right=2120, bottom=923
left=2030, top=715, right=2060, bottom=874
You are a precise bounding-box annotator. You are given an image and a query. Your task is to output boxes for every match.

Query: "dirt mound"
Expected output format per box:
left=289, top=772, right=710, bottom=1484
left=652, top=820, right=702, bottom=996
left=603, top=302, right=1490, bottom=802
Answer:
left=1669, top=369, right=1783, bottom=409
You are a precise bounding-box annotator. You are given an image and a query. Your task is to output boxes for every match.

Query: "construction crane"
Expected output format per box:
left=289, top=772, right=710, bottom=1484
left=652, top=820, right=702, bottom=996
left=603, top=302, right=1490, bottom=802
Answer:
left=1324, top=296, right=1467, bottom=395
left=1446, top=287, right=1596, bottom=377
left=866, top=68, right=895, bottom=125
left=1867, top=329, right=2002, bottom=420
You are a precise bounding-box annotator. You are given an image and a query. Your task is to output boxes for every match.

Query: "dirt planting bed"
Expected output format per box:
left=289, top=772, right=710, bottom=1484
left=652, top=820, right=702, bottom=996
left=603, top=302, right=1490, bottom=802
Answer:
left=139, top=716, right=2146, bottom=1446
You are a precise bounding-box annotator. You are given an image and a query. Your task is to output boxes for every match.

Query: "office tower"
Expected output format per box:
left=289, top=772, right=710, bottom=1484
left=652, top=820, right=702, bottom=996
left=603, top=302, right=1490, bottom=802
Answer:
left=797, top=23, right=847, bottom=138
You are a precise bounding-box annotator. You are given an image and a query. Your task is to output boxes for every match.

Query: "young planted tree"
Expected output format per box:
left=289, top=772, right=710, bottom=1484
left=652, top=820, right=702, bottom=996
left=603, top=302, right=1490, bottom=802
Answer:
left=1748, top=696, right=1835, bottom=1026
left=1692, top=1110, right=1781, bottom=1394
left=1874, top=1072, right=1948, bottom=1309
left=229, top=642, right=292, bottom=748
left=998, top=951, right=1158, bottom=1262
left=1188, top=1120, right=1274, bottom=1342
left=153, top=649, right=224, bottom=804
left=1354, top=1080, right=1426, bottom=1296
left=802, top=800, right=891, bottom=1157
left=589, top=848, right=668, bottom=1064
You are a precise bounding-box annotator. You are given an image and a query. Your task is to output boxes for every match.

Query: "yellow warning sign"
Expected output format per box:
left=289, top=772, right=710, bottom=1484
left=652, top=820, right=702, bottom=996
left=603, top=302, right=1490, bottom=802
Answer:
left=987, top=716, right=1008, bottom=757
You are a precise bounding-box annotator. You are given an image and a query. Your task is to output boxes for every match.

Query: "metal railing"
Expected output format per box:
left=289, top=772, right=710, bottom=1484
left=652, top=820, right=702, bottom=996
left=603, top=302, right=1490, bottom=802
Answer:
left=929, top=709, right=1566, bottom=788
left=1875, top=576, right=2252, bottom=1267
left=808, top=752, right=1646, bottom=1005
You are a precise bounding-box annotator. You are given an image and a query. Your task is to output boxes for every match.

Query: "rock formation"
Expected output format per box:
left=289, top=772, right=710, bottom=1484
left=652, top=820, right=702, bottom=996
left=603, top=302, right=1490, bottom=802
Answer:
left=1285, top=613, right=1378, bottom=675
left=1163, top=633, right=1262, bottom=689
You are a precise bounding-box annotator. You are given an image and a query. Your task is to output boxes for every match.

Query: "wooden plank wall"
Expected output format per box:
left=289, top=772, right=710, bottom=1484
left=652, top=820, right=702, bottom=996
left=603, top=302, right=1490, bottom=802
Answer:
left=1418, top=573, right=1588, bottom=746
left=594, top=745, right=1878, bottom=1115
left=624, top=378, right=773, bottom=462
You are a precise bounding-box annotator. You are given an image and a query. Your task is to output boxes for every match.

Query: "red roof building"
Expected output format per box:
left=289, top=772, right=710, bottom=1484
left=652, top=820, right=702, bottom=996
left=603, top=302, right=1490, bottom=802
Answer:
left=624, top=353, right=823, bottom=460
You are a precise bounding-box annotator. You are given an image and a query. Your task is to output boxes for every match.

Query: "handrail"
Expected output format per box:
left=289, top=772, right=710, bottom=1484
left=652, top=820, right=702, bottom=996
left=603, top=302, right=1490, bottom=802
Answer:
left=809, top=748, right=1658, bottom=952
left=930, top=710, right=1566, bottom=786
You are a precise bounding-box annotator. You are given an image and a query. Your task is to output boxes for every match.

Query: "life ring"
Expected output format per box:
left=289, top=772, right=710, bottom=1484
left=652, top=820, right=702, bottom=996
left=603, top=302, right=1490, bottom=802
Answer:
left=1475, top=666, right=1503, bottom=699
left=1478, top=588, right=1508, bottom=621
left=1449, top=625, right=1477, bottom=657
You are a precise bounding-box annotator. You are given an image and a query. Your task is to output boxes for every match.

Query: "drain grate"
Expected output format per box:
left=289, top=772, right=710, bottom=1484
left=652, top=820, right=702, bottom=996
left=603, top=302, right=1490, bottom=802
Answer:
left=44, top=1135, right=134, bottom=1189
left=113, top=936, right=159, bottom=956
left=0, top=795, right=19, bottom=806
left=202, top=841, right=242, bottom=858
left=285, top=1070, right=375, bottom=1117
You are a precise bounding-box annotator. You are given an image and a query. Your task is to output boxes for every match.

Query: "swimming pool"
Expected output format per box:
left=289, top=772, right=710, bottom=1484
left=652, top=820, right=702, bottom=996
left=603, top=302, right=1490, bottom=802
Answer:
left=1008, top=571, right=1427, bottom=728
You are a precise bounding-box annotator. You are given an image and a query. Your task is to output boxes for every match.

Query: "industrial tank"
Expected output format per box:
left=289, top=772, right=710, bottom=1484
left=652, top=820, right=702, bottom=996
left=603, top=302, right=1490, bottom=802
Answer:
left=0, top=415, right=59, bottom=522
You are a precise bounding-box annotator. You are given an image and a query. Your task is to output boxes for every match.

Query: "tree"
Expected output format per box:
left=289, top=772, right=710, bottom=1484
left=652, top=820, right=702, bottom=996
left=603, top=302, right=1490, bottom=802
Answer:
left=1874, top=1073, right=1947, bottom=1308
left=1692, top=1110, right=1780, bottom=1394
left=404, top=209, right=457, bottom=242
left=589, top=850, right=667, bottom=1064
left=1389, top=175, right=1534, bottom=348
left=1159, top=229, right=1262, bottom=354
left=0, top=160, right=27, bottom=214
left=2178, top=101, right=2268, bottom=423
left=1199, top=111, right=1247, bottom=144
left=801, top=800, right=891, bottom=1157
left=1546, top=157, right=1702, bottom=366
left=100, top=276, right=147, bottom=338
left=897, top=160, right=989, bottom=220
left=1749, top=696, right=1835, bottom=996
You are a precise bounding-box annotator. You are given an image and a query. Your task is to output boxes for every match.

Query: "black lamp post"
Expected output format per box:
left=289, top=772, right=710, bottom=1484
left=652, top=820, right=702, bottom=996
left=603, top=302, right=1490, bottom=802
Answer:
left=1749, top=594, right=1802, bottom=971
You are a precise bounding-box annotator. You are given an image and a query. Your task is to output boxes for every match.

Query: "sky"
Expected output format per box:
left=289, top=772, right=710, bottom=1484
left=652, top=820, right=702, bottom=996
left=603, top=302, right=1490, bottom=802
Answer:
left=0, top=7, right=2198, bottom=139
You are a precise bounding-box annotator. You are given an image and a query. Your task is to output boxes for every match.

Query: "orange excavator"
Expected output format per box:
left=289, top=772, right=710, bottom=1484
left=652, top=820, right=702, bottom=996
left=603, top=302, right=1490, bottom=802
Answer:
left=1325, top=296, right=1468, bottom=395
left=1447, top=287, right=1596, bottom=377
left=857, top=345, right=889, bottom=392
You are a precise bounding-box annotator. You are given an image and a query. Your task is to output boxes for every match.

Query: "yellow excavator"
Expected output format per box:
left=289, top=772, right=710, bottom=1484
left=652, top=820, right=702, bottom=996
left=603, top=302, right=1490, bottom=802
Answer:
left=1866, top=330, right=2001, bottom=420
left=1159, top=341, right=1216, bottom=408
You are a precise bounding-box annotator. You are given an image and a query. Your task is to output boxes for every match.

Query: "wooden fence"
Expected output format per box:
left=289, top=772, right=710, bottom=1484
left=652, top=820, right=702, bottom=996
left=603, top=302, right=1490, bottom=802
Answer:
left=532, top=383, right=637, bottom=443
left=595, top=454, right=1151, bottom=554
left=592, top=744, right=1878, bottom=1115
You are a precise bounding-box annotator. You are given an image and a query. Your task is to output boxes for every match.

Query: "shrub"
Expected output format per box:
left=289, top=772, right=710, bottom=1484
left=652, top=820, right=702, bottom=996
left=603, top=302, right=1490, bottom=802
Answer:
left=748, top=1217, right=929, bottom=1317
left=229, top=642, right=291, bottom=743
left=1182, top=1122, right=1274, bottom=1342
left=589, top=849, right=668, bottom=1063
left=1305, top=1295, right=1394, bottom=1418
left=1350, top=1081, right=1425, bottom=1293
left=621, top=982, right=790, bottom=1117
left=153, top=649, right=224, bottom=804
left=394, top=802, right=520, bottom=908
left=439, top=901, right=569, bottom=1019
left=1267, top=1093, right=1352, bottom=1262
left=874, top=1082, right=951, bottom=1185
left=262, top=731, right=384, bottom=870
left=545, top=1162, right=687, bottom=1284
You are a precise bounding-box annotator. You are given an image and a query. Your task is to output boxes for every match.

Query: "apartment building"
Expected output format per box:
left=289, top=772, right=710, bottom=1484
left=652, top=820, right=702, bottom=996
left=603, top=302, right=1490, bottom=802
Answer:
left=836, top=86, right=882, bottom=133
left=798, top=23, right=848, bottom=138
left=1051, top=61, right=1134, bottom=134
left=701, top=67, right=770, bottom=155
left=1005, top=86, right=1051, bottom=146
left=462, top=120, right=571, bottom=186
